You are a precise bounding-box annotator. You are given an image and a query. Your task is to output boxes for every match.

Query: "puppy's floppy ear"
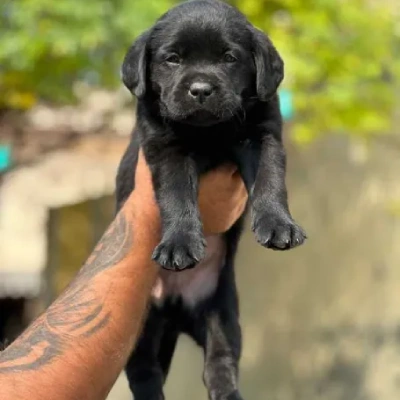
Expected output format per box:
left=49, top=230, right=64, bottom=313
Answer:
left=121, top=30, right=150, bottom=98
left=252, top=28, right=284, bottom=101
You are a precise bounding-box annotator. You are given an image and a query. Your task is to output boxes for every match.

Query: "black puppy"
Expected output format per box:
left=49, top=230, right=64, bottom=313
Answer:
left=116, top=1, right=306, bottom=399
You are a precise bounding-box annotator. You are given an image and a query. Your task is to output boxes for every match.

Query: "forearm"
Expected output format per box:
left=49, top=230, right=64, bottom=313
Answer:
left=0, top=196, right=160, bottom=400
left=0, top=149, right=249, bottom=399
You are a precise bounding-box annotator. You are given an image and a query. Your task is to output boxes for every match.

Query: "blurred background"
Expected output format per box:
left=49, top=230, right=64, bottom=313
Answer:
left=1, top=0, right=400, bottom=399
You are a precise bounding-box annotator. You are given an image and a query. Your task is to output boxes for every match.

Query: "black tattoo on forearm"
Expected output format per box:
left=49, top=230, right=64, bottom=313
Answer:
left=79, top=212, right=133, bottom=279
left=0, top=212, right=133, bottom=373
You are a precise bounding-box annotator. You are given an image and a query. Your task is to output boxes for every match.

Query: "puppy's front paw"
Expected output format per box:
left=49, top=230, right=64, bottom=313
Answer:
left=252, top=211, right=306, bottom=250
left=152, top=230, right=206, bottom=271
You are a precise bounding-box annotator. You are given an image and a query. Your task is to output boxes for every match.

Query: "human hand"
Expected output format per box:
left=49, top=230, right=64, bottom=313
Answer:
left=126, top=150, right=248, bottom=238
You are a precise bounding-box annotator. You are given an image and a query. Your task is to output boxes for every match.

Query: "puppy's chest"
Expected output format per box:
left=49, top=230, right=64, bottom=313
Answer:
left=151, top=235, right=226, bottom=308
left=180, top=130, right=249, bottom=168
left=189, top=143, right=243, bottom=173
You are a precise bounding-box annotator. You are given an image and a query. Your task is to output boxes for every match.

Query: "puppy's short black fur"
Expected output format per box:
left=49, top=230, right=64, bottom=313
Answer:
left=116, top=1, right=306, bottom=399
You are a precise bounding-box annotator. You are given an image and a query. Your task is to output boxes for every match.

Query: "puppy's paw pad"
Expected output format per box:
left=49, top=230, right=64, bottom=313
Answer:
left=152, top=232, right=206, bottom=271
left=252, top=213, right=306, bottom=251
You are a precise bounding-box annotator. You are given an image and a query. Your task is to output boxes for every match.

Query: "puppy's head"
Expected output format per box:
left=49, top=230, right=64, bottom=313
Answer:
left=122, top=0, right=284, bottom=126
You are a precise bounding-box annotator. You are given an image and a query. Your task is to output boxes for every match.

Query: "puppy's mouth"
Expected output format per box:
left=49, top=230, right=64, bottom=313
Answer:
left=161, top=102, right=239, bottom=127
left=181, top=110, right=222, bottom=127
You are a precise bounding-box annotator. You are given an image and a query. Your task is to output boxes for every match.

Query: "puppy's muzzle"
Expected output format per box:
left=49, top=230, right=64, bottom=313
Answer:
left=188, top=82, right=214, bottom=104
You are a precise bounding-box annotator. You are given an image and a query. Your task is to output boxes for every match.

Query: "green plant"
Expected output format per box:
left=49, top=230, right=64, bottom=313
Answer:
left=233, top=0, right=399, bottom=142
left=0, top=0, right=174, bottom=108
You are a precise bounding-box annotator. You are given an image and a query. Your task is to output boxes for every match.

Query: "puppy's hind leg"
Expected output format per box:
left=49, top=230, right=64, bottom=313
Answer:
left=203, top=310, right=243, bottom=400
left=158, top=322, right=179, bottom=379
left=194, top=224, right=245, bottom=400
left=202, top=269, right=243, bottom=400
left=125, top=307, right=166, bottom=400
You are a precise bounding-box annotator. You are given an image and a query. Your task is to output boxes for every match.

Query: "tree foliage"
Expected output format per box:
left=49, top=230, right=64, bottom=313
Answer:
left=0, top=0, right=173, bottom=107
left=233, top=0, right=399, bottom=142
left=1, top=0, right=398, bottom=141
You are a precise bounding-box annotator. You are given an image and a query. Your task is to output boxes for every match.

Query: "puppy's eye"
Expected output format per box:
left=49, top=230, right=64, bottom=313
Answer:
left=224, top=53, right=237, bottom=63
left=165, top=54, right=181, bottom=65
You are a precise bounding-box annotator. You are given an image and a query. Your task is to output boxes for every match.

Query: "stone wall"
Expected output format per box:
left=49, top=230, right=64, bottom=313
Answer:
left=0, top=135, right=129, bottom=298
left=0, top=87, right=135, bottom=298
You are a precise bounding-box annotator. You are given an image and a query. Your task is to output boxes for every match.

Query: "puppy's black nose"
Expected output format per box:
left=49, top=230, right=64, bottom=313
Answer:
left=189, top=82, right=213, bottom=102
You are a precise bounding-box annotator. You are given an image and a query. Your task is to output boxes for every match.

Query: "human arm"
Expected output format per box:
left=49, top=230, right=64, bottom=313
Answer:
left=0, top=151, right=247, bottom=400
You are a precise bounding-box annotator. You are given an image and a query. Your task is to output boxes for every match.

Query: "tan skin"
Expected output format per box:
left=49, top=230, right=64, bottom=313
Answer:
left=0, top=150, right=247, bottom=400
